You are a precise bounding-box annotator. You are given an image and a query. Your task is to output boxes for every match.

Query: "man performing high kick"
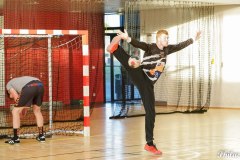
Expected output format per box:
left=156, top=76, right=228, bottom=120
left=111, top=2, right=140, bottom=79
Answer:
left=107, top=29, right=201, bottom=154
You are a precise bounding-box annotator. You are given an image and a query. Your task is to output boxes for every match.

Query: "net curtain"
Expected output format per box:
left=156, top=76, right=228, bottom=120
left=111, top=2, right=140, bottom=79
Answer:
left=125, top=0, right=216, bottom=111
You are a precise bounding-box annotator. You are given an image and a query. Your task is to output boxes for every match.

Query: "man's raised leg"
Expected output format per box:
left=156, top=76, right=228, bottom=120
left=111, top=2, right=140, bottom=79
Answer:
left=106, top=35, right=122, bottom=54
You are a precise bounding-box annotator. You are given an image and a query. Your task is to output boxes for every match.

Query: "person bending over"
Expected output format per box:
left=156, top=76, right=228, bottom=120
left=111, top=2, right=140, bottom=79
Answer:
left=5, top=76, right=45, bottom=144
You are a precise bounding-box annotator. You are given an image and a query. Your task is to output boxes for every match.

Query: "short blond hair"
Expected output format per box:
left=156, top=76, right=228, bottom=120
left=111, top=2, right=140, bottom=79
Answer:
left=156, top=30, right=168, bottom=39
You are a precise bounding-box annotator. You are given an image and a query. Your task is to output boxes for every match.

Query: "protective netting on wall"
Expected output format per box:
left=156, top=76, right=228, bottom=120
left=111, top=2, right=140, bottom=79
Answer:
left=0, top=34, right=85, bottom=138
left=111, top=0, right=217, bottom=118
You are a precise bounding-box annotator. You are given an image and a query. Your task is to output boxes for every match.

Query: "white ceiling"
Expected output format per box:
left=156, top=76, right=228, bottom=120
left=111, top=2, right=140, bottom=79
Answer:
left=184, top=0, right=240, bottom=4
left=105, top=0, right=240, bottom=13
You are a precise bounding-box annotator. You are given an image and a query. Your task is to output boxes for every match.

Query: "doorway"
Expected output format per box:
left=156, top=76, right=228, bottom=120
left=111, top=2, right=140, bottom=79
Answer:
left=104, top=14, right=140, bottom=102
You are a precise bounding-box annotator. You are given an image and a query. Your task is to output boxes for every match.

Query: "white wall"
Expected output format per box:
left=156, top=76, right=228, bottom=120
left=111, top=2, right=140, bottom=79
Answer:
left=211, top=5, right=240, bottom=108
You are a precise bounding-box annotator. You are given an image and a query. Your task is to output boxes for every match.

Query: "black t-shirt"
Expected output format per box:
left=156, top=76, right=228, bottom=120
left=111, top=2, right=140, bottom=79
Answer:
left=130, top=38, right=193, bottom=83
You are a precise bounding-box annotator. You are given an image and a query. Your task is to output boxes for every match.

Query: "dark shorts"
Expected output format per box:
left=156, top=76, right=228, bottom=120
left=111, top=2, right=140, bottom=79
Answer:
left=17, top=80, right=44, bottom=107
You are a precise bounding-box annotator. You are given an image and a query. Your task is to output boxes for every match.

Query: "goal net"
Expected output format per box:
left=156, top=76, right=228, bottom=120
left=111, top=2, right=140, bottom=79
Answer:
left=0, top=29, right=90, bottom=138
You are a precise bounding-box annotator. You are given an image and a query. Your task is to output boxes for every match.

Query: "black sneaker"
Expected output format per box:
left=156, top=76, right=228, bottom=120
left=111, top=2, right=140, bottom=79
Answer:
left=36, top=135, right=45, bottom=142
left=5, top=137, right=20, bottom=144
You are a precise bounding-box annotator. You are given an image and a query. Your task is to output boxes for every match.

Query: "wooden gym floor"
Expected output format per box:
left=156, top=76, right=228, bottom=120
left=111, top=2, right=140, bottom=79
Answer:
left=1, top=104, right=240, bottom=160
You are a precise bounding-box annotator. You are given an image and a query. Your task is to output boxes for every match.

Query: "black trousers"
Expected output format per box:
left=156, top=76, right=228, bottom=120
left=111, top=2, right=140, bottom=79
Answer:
left=113, top=46, right=156, bottom=143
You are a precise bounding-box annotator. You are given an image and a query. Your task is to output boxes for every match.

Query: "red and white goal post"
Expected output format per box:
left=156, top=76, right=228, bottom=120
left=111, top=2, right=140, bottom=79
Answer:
left=0, top=29, right=90, bottom=137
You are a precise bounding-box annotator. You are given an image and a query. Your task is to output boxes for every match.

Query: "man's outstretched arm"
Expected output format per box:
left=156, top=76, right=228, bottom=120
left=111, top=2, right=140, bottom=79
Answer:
left=168, top=31, right=201, bottom=54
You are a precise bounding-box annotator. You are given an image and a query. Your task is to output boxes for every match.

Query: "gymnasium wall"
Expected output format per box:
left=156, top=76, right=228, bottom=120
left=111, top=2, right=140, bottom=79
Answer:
left=211, top=5, right=240, bottom=108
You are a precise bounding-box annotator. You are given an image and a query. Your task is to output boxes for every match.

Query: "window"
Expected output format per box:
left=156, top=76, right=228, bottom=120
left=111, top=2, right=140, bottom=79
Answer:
left=105, top=14, right=121, bottom=28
